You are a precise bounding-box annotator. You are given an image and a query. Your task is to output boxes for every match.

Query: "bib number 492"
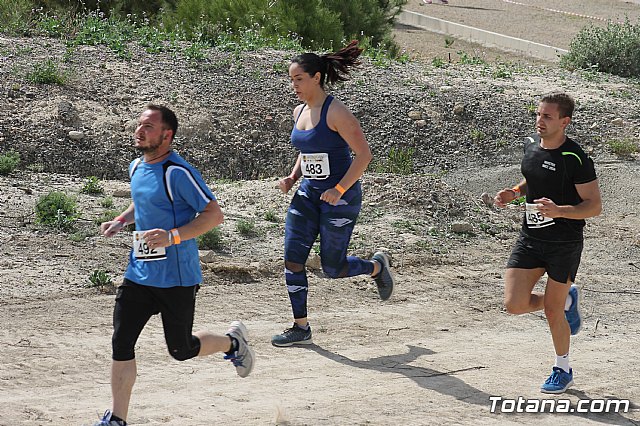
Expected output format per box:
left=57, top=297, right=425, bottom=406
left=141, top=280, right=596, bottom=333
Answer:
left=133, top=231, right=167, bottom=261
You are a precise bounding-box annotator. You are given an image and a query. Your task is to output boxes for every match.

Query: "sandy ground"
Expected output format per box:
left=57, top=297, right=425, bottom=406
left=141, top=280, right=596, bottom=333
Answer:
left=403, top=0, right=640, bottom=49
left=2, top=3, right=640, bottom=426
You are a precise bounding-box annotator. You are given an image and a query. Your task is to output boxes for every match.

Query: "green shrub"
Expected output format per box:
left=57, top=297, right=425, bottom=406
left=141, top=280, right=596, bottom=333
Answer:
left=373, top=147, right=414, bottom=175
left=0, top=0, right=32, bottom=33
left=26, top=59, right=66, bottom=85
left=561, top=18, right=640, bottom=78
left=80, top=176, right=104, bottom=195
left=431, top=57, right=445, bottom=68
left=236, top=218, right=256, bottom=236
left=264, top=209, right=279, bottom=223
left=606, top=138, right=639, bottom=157
left=88, top=269, right=113, bottom=289
left=0, top=151, right=20, bottom=175
left=100, top=196, right=115, bottom=208
left=35, top=191, right=78, bottom=230
left=5, top=0, right=405, bottom=57
left=197, top=227, right=223, bottom=250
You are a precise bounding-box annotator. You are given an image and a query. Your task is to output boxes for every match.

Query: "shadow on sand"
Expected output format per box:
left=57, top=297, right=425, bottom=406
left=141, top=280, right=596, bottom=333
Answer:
left=306, top=344, right=638, bottom=424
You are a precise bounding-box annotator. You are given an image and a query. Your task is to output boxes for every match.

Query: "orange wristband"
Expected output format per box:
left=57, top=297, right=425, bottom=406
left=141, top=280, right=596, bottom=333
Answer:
left=115, top=216, right=127, bottom=226
left=170, top=228, right=181, bottom=245
left=335, top=184, right=346, bottom=195
left=511, top=186, right=521, bottom=197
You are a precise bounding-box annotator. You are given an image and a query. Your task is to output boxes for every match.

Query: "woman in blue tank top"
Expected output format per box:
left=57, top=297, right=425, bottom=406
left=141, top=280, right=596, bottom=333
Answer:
left=271, top=41, right=397, bottom=347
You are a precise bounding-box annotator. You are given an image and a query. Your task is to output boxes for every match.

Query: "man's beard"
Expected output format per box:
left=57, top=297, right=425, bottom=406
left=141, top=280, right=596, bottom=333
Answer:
left=135, top=137, right=163, bottom=153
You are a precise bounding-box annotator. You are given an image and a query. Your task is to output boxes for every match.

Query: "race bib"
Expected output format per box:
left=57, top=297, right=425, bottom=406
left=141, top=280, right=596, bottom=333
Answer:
left=133, top=231, right=166, bottom=261
left=525, top=203, right=555, bottom=228
left=301, top=153, right=330, bottom=180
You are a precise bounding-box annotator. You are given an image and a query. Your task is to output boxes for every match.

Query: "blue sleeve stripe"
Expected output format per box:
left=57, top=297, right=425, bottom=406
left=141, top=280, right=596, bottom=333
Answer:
left=165, top=165, right=214, bottom=204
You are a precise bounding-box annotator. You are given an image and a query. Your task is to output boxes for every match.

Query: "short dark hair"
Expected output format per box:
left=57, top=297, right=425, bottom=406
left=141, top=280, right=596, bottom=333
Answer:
left=146, top=104, right=178, bottom=140
left=540, top=92, right=575, bottom=118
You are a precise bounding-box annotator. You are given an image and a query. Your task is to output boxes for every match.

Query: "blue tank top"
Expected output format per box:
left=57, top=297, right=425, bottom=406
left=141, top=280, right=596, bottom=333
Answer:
left=291, top=95, right=352, bottom=190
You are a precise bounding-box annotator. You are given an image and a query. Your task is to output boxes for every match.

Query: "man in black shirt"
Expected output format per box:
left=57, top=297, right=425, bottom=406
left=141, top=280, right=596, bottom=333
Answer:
left=494, top=92, right=602, bottom=394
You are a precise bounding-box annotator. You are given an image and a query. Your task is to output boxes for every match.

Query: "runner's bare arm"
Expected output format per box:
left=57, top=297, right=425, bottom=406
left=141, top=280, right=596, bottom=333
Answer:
left=174, top=200, right=223, bottom=241
left=494, top=180, right=527, bottom=207
left=100, top=202, right=135, bottom=237
left=536, top=179, right=602, bottom=219
left=279, top=154, right=302, bottom=193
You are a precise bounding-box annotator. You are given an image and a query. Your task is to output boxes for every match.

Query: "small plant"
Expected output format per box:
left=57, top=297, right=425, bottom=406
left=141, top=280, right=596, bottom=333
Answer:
left=492, top=65, right=512, bottom=79
left=264, top=209, right=279, bottom=223
left=606, top=138, right=639, bottom=157
left=432, top=57, right=445, bottom=68
left=197, top=227, right=223, bottom=250
left=390, top=147, right=415, bottom=174
left=470, top=128, right=486, bottom=142
left=182, top=41, right=208, bottom=61
left=100, top=196, right=115, bottom=208
left=35, top=191, right=78, bottom=230
left=509, top=195, right=526, bottom=206
left=236, top=218, right=256, bottom=236
left=69, top=229, right=94, bottom=242
left=458, top=51, right=486, bottom=65
left=26, top=59, right=66, bottom=85
left=88, top=269, right=113, bottom=290
left=0, top=151, right=20, bottom=175
left=80, top=176, right=104, bottom=195
left=444, top=36, right=455, bottom=48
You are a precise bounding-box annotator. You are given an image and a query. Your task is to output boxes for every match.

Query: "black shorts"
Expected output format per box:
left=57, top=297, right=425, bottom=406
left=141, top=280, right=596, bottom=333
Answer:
left=507, top=234, right=583, bottom=283
left=112, top=279, right=201, bottom=361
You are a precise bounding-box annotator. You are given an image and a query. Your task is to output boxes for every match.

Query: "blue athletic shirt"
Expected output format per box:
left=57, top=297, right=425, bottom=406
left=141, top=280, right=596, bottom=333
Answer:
left=291, top=95, right=352, bottom=190
left=124, top=151, right=216, bottom=288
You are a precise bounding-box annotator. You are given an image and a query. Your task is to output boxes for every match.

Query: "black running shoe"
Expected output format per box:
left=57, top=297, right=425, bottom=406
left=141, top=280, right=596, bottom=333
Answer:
left=372, top=251, right=395, bottom=301
left=271, top=324, right=313, bottom=347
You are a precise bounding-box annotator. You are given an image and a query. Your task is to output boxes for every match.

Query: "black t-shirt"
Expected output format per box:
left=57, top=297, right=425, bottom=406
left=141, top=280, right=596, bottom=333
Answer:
left=520, top=134, right=597, bottom=242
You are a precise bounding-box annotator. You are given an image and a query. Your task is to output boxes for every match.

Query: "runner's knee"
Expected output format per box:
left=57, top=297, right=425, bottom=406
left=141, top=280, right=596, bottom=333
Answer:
left=321, top=262, right=348, bottom=279
left=167, top=336, right=200, bottom=361
left=112, top=338, right=135, bottom=361
left=285, top=260, right=304, bottom=273
left=504, top=297, right=528, bottom=315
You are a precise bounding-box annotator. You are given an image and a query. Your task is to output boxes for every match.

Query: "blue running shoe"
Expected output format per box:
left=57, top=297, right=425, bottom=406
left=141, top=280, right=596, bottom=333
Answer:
left=92, top=410, right=126, bottom=426
left=540, top=367, right=574, bottom=394
left=565, top=284, right=582, bottom=335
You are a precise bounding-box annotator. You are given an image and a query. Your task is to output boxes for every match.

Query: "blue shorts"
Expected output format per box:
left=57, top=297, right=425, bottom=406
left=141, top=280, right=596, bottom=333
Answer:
left=507, top=234, right=583, bottom=283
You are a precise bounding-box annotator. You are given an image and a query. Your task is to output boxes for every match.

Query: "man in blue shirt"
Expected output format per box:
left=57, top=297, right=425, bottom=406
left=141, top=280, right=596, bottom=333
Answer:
left=95, top=105, right=254, bottom=426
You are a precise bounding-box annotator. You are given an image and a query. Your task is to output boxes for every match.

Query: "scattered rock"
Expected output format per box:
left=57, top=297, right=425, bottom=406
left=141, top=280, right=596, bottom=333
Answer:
left=408, top=110, right=423, bottom=120
left=68, top=131, right=85, bottom=141
left=112, top=190, right=131, bottom=198
left=451, top=221, right=473, bottom=233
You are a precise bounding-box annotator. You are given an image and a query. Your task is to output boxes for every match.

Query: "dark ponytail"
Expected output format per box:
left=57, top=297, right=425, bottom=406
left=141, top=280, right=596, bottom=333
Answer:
left=291, top=40, right=363, bottom=87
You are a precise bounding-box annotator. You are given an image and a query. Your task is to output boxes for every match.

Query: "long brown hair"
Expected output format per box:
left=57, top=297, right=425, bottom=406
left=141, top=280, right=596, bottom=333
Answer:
left=291, top=40, right=363, bottom=87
